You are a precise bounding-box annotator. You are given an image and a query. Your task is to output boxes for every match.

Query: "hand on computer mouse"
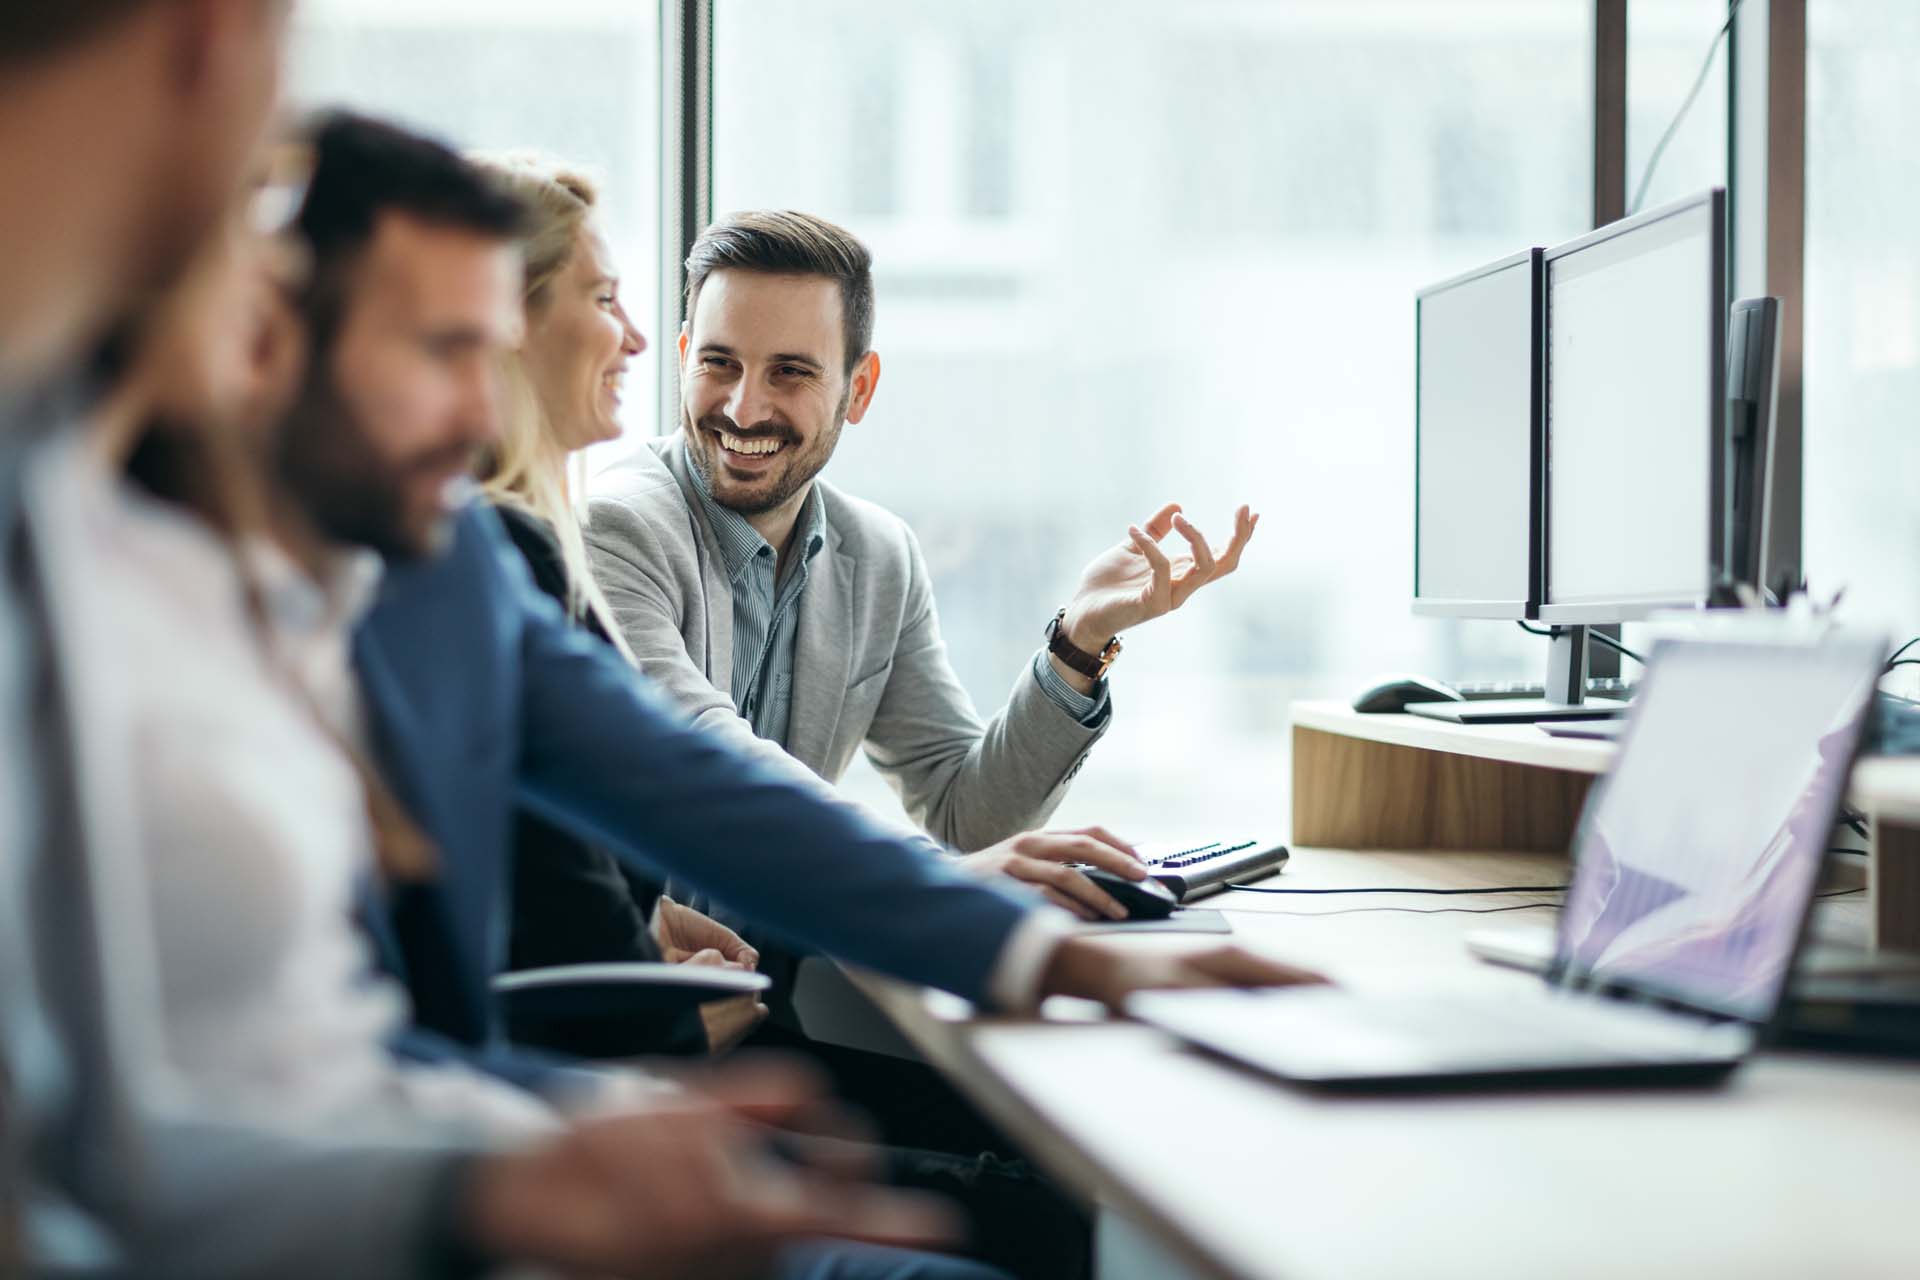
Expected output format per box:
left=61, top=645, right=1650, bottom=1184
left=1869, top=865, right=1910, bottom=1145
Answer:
left=962, top=826, right=1147, bottom=921
left=1075, top=866, right=1178, bottom=920
left=1038, top=937, right=1330, bottom=1011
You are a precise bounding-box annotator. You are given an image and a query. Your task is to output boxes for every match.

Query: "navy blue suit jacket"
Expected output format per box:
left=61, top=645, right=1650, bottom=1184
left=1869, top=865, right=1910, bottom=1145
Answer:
left=354, top=504, right=1034, bottom=1063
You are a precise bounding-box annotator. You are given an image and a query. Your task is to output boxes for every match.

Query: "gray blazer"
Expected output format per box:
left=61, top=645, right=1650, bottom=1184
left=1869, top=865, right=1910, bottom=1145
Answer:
left=585, top=435, right=1107, bottom=852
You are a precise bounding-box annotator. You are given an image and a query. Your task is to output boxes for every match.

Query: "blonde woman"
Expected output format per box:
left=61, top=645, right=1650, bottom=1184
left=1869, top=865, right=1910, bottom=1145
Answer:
left=474, top=154, right=771, bottom=1058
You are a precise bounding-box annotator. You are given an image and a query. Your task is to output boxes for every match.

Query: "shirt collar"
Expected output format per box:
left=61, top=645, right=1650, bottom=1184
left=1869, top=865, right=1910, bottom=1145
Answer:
left=683, top=440, right=828, bottom=585
left=245, top=538, right=385, bottom=641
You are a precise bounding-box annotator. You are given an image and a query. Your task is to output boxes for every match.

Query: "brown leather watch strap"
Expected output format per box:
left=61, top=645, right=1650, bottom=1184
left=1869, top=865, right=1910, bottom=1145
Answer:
left=1046, top=608, right=1121, bottom=680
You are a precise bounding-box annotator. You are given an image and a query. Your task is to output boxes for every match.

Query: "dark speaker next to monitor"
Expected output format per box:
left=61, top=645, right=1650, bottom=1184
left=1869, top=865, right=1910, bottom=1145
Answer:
left=1719, top=295, right=1783, bottom=603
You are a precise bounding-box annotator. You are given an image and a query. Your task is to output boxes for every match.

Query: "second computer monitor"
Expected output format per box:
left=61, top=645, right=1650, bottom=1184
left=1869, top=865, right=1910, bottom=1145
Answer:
left=1541, top=189, right=1726, bottom=623
left=1413, top=249, right=1541, bottom=619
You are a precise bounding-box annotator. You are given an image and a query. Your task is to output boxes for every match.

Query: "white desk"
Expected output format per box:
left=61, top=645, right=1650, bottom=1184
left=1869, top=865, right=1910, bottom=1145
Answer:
left=853, top=846, right=1920, bottom=1280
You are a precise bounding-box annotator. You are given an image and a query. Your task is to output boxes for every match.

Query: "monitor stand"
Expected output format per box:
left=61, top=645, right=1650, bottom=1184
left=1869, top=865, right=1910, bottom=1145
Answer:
left=1407, top=626, right=1627, bottom=725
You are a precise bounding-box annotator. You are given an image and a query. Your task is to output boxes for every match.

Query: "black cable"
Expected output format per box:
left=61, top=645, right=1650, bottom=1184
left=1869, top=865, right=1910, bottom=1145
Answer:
left=1886, top=637, right=1920, bottom=669
left=1884, top=659, right=1920, bottom=674
left=1226, top=883, right=1568, bottom=896
left=1513, top=620, right=1645, bottom=668
left=1630, top=0, right=1747, bottom=215
left=1828, top=846, right=1869, bottom=857
left=1588, top=629, right=1646, bottom=667
left=1840, top=807, right=1869, bottom=839
left=1817, top=888, right=1867, bottom=900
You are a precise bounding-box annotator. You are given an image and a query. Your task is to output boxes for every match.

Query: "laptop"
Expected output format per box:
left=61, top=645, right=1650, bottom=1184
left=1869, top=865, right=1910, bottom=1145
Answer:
left=1129, top=634, right=1884, bottom=1090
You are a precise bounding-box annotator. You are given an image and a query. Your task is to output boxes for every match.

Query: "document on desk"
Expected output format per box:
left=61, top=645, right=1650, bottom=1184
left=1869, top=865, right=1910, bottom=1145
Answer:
left=1077, top=908, right=1231, bottom=935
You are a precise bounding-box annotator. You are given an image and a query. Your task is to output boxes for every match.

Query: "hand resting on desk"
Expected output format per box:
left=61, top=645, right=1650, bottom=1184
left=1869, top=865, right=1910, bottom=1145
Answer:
left=1038, top=936, right=1329, bottom=1010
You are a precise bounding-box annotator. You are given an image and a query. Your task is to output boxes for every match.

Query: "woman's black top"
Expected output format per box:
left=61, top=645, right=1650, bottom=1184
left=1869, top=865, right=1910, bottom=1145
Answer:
left=494, top=502, right=706, bottom=1057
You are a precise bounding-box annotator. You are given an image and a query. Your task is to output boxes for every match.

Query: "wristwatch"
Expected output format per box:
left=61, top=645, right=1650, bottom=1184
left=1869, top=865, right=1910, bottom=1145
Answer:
left=1045, top=608, right=1122, bottom=681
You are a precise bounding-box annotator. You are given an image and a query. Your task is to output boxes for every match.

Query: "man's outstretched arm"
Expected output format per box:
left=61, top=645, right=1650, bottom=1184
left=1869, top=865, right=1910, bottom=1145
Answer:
left=505, top=512, right=1322, bottom=1007
left=512, top=532, right=1031, bottom=1002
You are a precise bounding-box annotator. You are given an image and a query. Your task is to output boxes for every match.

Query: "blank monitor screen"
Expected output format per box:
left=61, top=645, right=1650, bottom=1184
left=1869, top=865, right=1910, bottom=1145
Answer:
left=1414, top=251, right=1538, bottom=617
left=1543, top=191, right=1723, bottom=620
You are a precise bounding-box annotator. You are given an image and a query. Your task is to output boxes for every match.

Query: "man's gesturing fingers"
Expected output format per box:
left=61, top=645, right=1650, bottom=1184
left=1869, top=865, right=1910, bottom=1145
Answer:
left=1211, top=505, right=1258, bottom=576
left=1128, top=525, right=1173, bottom=611
left=1140, top=501, right=1182, bottom=541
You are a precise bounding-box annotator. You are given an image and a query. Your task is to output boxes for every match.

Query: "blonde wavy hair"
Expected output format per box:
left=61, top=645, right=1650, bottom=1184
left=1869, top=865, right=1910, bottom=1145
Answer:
left=469, top=151, right=633, bottom=662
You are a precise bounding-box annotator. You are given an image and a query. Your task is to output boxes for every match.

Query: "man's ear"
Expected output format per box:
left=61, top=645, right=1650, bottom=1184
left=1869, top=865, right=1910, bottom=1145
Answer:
left=677, top=323, right=690, bottom=367
left=844, top=351, right=882, bottom=425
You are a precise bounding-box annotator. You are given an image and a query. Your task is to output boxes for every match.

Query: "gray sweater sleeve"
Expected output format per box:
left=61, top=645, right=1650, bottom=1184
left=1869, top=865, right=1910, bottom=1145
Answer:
left=857, top=524, right=1107, bottom=851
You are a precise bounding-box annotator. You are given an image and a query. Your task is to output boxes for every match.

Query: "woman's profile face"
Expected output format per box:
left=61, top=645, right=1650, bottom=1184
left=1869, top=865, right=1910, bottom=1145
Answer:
left=522, top=222, right=646, bottom=452
left=141, top=221, right=295, bottom=432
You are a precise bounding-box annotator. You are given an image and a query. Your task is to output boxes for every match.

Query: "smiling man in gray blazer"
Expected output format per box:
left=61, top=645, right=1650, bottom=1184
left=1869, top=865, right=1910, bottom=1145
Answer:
left=586, top=210, right=1257, bottom=919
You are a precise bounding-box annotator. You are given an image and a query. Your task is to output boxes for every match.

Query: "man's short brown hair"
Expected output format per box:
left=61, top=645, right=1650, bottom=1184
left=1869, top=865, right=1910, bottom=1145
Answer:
left=684, top=210, right=874, bottom=376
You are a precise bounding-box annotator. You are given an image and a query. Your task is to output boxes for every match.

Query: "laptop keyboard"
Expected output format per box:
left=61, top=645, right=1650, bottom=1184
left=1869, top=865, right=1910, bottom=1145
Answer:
left=1325, top=989, right=1738, bottom=1061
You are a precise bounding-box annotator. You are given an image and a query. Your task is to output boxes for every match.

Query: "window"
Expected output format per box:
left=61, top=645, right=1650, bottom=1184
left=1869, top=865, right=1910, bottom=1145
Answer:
left=1626, top=0, right=1732, bottom=215
left=1806, top=2, right=1920, bottom=665
left=713, top=0, right=1591, bottom=837
left=289, top=0, right=662, bottom=452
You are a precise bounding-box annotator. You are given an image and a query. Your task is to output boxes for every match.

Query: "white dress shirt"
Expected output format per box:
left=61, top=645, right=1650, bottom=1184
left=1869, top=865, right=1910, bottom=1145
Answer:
left=54, top=440, right=554, bottom=1141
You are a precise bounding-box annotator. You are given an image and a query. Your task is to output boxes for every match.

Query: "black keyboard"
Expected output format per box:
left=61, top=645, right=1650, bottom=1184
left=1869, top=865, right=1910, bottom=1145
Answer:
left=1139, top=838, right=1290, bottom=902
left=1453, top=677, right=1635, bottom=701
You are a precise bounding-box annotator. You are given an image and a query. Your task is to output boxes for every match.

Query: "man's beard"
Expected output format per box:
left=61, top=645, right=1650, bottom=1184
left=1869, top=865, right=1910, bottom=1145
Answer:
left=685, top=400, right=844, bottom=517
left=274, top=362, right=469, bottom=560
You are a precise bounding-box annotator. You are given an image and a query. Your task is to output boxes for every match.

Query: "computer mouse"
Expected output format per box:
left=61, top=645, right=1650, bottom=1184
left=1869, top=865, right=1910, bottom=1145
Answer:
left=1351, top=674, right=1464, bottom=714
left=1079, top=866, right=1178, bottom=920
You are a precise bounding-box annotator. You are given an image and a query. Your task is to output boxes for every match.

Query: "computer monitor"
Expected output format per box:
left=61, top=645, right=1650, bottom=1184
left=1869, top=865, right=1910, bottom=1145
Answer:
left=1540, top=188, right=1726, bottom=624
left=1407, top=248, right=1621, bottom=725
left=1413, top=249, right=1542, bottom=619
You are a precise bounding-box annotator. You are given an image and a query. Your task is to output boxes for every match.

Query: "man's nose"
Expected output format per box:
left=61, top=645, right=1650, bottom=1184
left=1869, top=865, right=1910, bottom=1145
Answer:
left=727, top=377, right=768, bottom=430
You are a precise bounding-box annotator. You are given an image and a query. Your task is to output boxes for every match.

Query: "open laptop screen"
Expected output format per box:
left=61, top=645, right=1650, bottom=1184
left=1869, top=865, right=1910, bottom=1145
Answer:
left=1556, top=637, right=1880, bottom=1022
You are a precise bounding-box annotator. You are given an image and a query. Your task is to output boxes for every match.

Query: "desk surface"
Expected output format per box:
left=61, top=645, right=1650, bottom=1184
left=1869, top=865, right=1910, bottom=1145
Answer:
left=856, top=846, right=1916, bottom=1280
